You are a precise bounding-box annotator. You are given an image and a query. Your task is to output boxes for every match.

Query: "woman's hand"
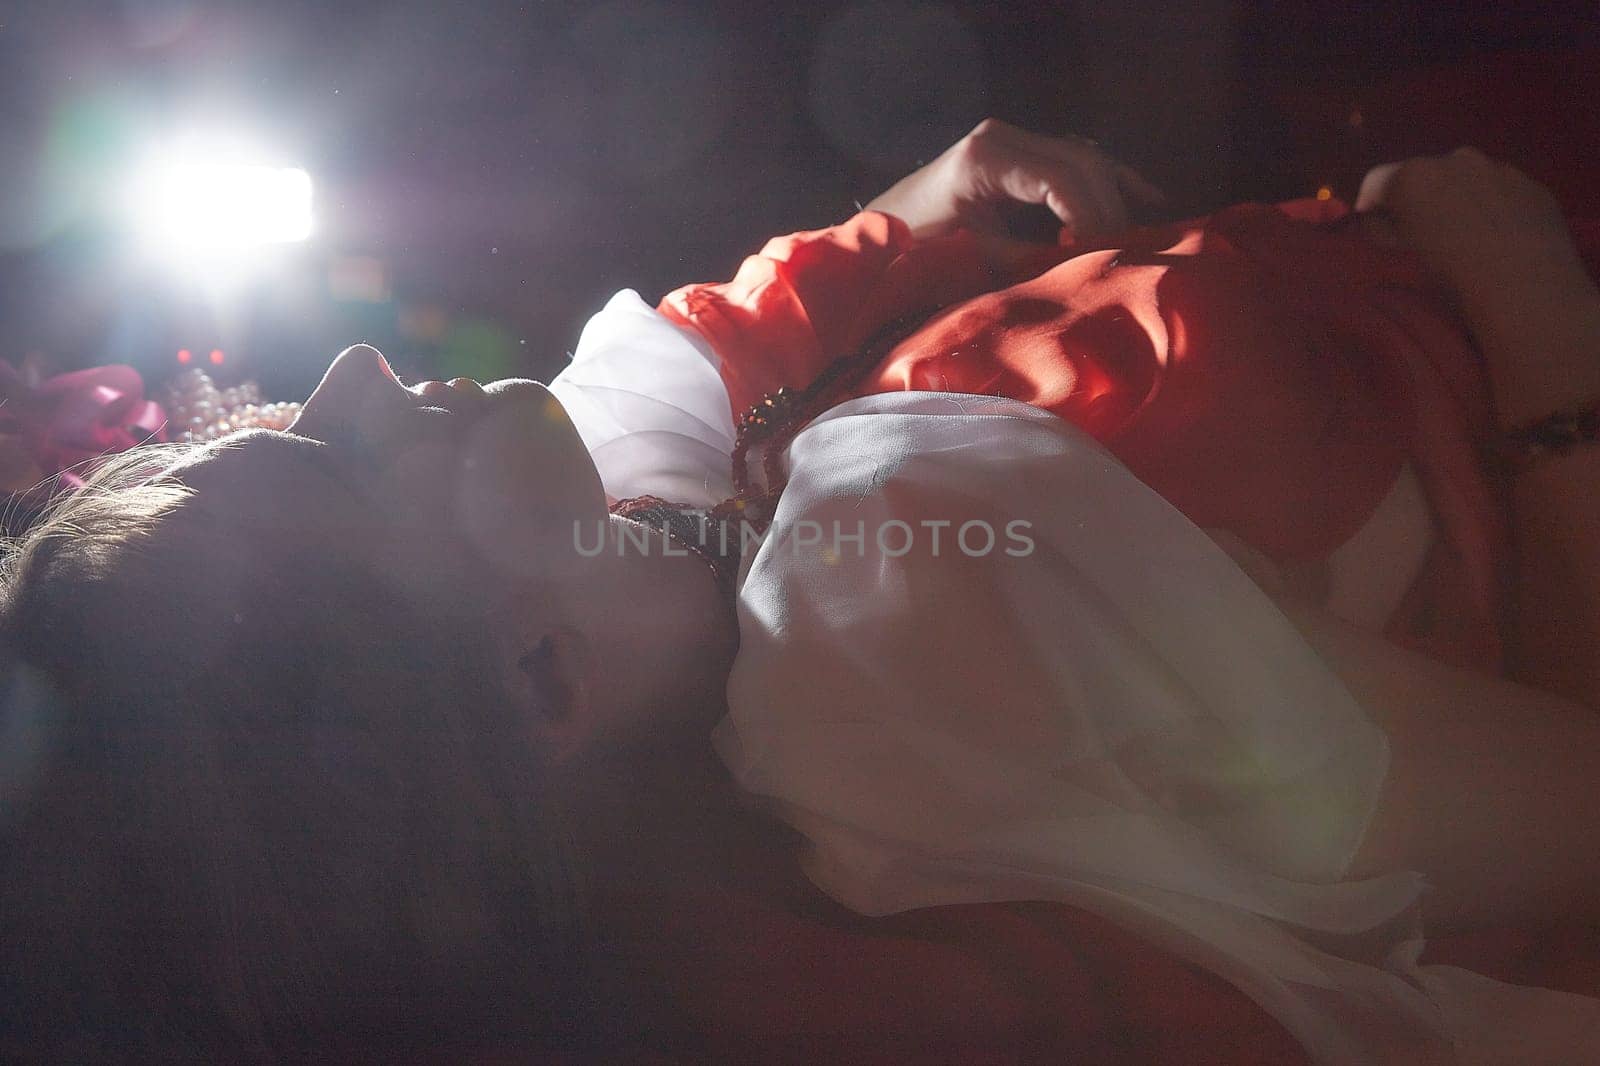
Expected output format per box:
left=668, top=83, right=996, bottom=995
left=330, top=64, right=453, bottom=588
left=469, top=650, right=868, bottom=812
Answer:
left=1356, top=148, right=1590, bottom=329
left=864, top=118, right=1162, bottom=246
left=1358, top=148, right=1600, bottom=428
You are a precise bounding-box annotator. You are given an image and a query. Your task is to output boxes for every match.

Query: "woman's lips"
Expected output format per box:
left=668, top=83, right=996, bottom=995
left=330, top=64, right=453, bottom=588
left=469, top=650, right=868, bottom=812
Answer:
left=409, top=378, right=490, bottom=415
left=405, top=377, right=569, bottom=435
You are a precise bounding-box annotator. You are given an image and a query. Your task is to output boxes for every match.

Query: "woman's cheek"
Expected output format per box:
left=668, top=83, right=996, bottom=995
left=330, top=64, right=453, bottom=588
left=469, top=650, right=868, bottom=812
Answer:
left=362, top=442, right=487, bottom=606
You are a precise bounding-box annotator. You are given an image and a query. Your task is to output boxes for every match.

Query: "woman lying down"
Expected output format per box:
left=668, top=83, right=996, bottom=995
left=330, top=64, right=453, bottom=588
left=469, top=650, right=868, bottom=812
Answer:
left=5, top=120, right=1600, bottom=1062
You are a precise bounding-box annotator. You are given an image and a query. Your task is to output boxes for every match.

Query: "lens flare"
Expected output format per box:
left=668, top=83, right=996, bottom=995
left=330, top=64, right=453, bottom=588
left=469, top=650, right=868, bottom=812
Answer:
left=128, top=154, right=313, bottom=253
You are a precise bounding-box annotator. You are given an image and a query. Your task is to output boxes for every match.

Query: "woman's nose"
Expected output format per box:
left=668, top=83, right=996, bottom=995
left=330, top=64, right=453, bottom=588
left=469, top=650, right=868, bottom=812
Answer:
left=289, top=344, right=407, bottom=441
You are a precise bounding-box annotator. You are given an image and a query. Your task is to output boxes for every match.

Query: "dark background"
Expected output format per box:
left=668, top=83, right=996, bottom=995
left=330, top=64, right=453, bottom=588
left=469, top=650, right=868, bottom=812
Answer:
left=1, top=0, right=1595, bottom=400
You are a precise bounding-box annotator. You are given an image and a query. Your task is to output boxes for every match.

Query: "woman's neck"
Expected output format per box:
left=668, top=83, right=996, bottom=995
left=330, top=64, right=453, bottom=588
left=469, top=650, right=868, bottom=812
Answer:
left=583, top=514, right=739, bottom=732
left=609, top=495, right=744, bottom=594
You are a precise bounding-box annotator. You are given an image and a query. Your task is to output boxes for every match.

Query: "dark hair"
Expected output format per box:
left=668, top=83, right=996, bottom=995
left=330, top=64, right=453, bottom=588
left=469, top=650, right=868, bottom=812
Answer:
left=0, top=446, right=597, bottom=1060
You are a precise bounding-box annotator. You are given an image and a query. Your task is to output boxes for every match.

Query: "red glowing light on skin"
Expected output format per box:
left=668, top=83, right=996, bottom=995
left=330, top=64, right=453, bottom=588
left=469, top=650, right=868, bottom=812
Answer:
left=177, top=348, right=192, bottom=364
left=209, top=349, right=225, bottom=365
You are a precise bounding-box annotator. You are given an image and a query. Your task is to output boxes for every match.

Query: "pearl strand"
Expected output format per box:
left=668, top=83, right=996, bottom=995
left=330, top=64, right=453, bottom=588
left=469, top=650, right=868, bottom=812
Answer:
left=161, top=369, right=303, bottom=442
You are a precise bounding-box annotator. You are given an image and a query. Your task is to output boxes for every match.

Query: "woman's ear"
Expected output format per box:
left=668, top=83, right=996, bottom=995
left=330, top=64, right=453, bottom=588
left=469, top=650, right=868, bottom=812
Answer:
left=501, top=624, right=597, bottom=763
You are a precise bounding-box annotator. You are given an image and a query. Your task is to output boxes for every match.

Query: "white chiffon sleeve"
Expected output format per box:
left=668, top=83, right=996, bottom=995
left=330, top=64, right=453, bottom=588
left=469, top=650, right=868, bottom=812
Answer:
left=716, top=390, right=1600, bottom=1065
left=546, top=290, right=736, bottom=508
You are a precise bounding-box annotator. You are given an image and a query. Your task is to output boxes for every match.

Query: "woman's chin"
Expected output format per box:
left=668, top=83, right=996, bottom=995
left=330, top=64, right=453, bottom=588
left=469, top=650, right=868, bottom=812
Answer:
left=450, top=394, right=608, bottom=579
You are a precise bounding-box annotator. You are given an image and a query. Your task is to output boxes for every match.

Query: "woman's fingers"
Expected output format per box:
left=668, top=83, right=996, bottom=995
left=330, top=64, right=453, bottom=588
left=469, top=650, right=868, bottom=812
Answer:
left=990, top=124, right=1124, bottom=233
left=966, top=119, right=1142, bottom=237
left=983, top=120, right=1164, bottom=231
left=1355, top=161, right=1402, bottom=213
left=869, top=119, right=1162, bottom=245
left=988, top=152, right=1112, bottom=237
left=1065, top=153, right=1128, bottom=235
left=1352, top=149, right=1588, bottom=351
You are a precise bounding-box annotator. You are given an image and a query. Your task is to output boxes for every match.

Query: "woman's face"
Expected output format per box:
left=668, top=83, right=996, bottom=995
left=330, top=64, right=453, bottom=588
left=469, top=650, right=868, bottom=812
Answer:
left=175, top=344, right=610, bottom=612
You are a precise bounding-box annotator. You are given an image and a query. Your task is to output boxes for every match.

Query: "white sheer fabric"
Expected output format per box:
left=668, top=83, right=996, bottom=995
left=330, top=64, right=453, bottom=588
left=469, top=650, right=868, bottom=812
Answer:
left=550, top=294, right=1600, bottom=1064
left=547, top=289, right=735, bottom=508
left=722, top=391, right=1600, bottom=1065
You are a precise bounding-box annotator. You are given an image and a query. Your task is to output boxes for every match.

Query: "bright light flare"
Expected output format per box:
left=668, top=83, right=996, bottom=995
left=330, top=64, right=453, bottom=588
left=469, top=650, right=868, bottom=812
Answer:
left=130, top=157, right=313, bottom=253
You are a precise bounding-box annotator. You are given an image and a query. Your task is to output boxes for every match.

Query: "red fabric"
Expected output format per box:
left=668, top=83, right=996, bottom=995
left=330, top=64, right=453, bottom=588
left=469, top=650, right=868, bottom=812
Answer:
left=662, top=201, right=1506, bottom=670
left=595, top=826, right=1309, bottom=1064
left=659, top=212, right=991, bottom=424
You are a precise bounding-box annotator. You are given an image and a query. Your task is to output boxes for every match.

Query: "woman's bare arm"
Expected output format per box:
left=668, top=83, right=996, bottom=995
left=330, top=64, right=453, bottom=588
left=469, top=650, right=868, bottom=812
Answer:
left=1273, top=153, right=1600, bottom=931
left=1360, top=148, right=1600, bottom=707
left=1506, top=444, right=1600, bottom=706
left=1269, top=598, right=1600, bottom=933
